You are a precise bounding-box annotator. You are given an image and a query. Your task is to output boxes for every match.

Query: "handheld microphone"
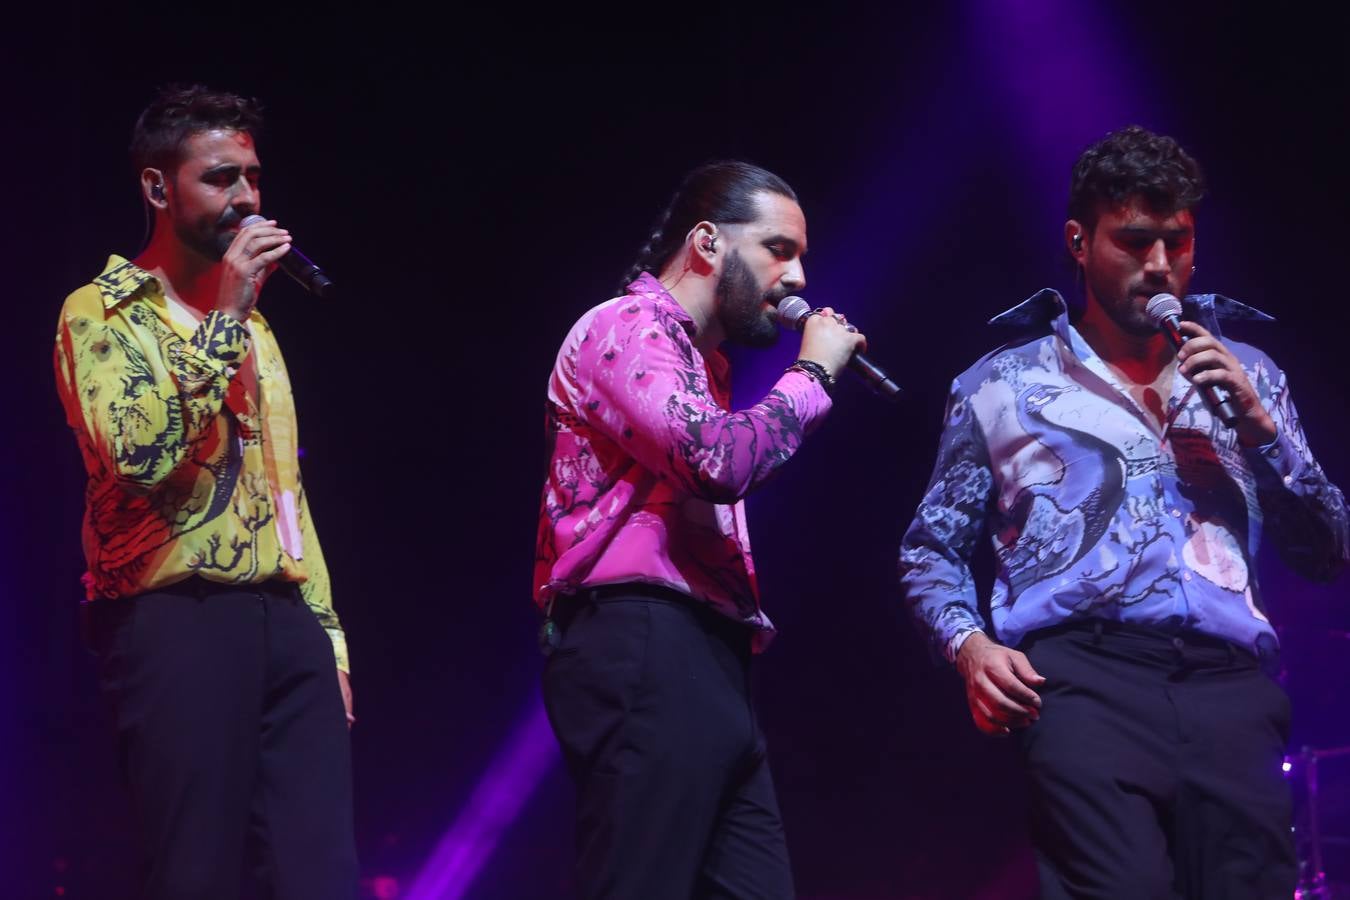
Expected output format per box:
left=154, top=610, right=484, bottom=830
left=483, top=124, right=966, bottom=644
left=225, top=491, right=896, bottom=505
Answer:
left=775, top=296, right=902, bottom=401
left=1145, top=293, right=1238, bottom=425
left=239, top=214, right=335, bottom=298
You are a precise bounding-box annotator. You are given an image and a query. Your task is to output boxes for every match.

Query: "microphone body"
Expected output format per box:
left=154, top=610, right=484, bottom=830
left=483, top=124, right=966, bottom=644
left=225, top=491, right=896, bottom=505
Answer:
left=239, top=214, right=335, bottom=298
left=1145, top=293, right=1238, bottom=425
left=775, top=296, right=902, bottom=401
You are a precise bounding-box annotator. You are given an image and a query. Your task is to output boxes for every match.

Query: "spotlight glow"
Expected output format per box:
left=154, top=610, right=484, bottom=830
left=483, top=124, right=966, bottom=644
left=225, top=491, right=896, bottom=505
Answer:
left=404, top=694, right=559, bottom=900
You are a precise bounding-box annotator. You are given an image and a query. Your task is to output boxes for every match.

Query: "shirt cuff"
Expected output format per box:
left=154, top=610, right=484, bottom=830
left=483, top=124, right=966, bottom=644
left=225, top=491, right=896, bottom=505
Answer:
left=773, top=367, right=833, bottom=430
left=326, top=627, right=350, bottom=674
left=946, top=628, right=980, bottom=664
left=1241, top=425, right=1307, bottom=490
left=193, top=310, right=252, bottom=370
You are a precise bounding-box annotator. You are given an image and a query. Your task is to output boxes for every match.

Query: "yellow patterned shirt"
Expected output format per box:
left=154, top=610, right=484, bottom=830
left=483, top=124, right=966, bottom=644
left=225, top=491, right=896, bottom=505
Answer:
left=53, top=256, right=348, bottom=672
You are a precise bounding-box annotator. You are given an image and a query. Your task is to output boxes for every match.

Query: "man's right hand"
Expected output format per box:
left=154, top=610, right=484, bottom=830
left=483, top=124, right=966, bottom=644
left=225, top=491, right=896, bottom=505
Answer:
left=798, top=306, right=866, bottom=379
left=216, top=219, right=291, bottom=321
left=955, top=631, right=1046, bottom=735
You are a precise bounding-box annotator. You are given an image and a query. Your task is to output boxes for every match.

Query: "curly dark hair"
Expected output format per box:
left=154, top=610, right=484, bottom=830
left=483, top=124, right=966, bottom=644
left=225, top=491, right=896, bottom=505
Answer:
left=1067, top=125, right=1205, bottom=231
left=130, top=84, right=264, bottom=175
left=618, top=160, right=797, bottom=292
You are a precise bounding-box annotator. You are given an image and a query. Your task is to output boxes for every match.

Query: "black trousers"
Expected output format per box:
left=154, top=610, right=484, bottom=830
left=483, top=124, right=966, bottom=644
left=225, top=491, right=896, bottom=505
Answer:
left=86, top=578, right=359, bottom=900
left=541, top=586, right=794, bottom=900
left=1016, top=622, right=1296, bottom=900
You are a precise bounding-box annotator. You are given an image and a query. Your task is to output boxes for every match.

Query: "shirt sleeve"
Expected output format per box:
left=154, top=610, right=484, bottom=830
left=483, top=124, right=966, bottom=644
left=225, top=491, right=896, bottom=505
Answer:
left=574, top=302, right=832, bottom=504
left=296, top=479, right=348, bottom=673
left=54, top=297, right=251, bottom=492
left=898, top=379, right=995, bottom=662
left=1242, top=362, right=1349, bottom=582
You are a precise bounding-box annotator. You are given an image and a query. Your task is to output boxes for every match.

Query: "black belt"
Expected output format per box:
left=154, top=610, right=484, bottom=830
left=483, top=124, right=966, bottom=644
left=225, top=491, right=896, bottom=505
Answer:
left=93, top=575, right=300, bottom=603
left=1024, top=617, right=1261, bottom=666
left=582, top=582, right=697, bottom=606
left=539, top=582, right=745, bottom=657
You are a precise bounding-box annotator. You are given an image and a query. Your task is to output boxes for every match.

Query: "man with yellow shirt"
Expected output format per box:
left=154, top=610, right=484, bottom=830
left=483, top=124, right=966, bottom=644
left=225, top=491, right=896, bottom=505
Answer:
left=53, top=85, right=358, bottom=900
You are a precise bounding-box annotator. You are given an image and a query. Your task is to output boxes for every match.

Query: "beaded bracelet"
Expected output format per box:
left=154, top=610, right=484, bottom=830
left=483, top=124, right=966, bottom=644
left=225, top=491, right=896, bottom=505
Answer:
left=788, top=359, right=836, bottom=394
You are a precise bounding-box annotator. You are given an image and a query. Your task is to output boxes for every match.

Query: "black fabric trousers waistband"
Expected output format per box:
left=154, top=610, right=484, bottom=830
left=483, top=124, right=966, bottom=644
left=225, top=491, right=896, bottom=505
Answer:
left=1020, top=617, right=1267, bottom=671
left=556, top=582, right=752, bottom=646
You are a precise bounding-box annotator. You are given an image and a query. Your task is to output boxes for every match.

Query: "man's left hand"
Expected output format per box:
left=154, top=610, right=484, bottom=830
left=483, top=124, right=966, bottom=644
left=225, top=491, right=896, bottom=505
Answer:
left=1176, top=321, right=1276, bottom=447
left=337, top=669, right=354, bottom=729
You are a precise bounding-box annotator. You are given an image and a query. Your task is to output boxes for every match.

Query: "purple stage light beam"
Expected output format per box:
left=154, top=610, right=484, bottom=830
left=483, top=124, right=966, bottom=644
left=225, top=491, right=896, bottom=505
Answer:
left=967, top=0, right=1158, bottom=240
left=403, top=693, right=559, bottom=900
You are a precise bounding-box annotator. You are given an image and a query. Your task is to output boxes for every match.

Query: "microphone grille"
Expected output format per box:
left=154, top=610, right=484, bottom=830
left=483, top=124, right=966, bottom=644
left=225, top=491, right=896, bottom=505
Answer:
left=775, top=295, right=811, bottom=328
left=1145, top=292, right=1183, bottom=326
left=216, top=214, right=267, bottom=257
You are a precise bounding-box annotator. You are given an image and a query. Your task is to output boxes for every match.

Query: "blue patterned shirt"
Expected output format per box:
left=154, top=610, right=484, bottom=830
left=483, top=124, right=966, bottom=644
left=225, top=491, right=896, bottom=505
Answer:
left=899, top=288, right=1349, bottom=663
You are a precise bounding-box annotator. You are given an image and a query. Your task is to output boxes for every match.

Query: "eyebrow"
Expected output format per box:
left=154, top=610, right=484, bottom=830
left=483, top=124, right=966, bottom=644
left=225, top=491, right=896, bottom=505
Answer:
left=1113, top=224, right=1192, bottom=237
left=202, top=163, right=262, bottom=178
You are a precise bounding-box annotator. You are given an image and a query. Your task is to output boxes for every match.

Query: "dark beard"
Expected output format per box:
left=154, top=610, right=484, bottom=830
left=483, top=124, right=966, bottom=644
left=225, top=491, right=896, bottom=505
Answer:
left=177, top=207, right=247, bottom=263
left=715, top=251, right=781, bottom=348
left=1087, top=273, right=1163, bottom=338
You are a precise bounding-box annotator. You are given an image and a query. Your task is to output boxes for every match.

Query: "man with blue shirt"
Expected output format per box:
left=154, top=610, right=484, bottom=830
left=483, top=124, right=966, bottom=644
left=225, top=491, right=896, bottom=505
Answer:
left=899, top=125, right=1348, bottom=899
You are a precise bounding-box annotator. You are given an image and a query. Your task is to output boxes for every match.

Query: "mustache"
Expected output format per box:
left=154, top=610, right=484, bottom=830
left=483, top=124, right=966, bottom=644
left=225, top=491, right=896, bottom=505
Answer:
left=1131, top=279, right=1171, bottom=296
left=217, top=208, right=249, bottom=229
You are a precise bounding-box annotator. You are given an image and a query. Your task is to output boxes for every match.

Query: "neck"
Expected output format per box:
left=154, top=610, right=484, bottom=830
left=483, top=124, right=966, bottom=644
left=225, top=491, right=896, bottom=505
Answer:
left=1075, top=296, right=1174, bottom=384
left=132, top=230, right=221, bottom=314
left=658, top=262, right=723, bottom=354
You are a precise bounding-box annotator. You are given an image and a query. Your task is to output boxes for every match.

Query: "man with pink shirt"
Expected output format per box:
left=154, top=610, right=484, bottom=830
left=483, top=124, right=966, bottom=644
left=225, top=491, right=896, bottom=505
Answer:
left=535, top=161, right=862, bottom=899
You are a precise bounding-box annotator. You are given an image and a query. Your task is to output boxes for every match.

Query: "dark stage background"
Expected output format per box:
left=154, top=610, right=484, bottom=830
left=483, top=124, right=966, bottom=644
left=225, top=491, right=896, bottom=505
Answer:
left=4, top=4, right=1348, bottom=898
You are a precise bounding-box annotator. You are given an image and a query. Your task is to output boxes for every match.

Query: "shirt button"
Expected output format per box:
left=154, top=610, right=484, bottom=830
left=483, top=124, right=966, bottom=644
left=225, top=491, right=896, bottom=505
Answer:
left=1268, top=446, right=1281, bottom=458
left=1172, top=509, right=1182, bottom=518
left=1283, top=475, right=1294, bottom=487
left=1183, top=572, right=1192, bottom=582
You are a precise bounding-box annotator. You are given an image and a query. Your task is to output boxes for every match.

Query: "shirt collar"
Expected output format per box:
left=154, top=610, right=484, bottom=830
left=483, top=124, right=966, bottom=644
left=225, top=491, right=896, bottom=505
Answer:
left=988, top=287, right=1275, bottom=344
left=92, top=255, right=160, bottom=310
left=628, top=271, right=698, bottom=336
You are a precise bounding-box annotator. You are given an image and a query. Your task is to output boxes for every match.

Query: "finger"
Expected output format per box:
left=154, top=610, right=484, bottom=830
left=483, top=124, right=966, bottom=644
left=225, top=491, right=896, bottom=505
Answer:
left=1176, top=320, right=1213, bottom=340
left=971, top=707, right=1002, bottom=735
left=1188, top=366, right=1245, bottom=391
left=1176, top=336, right=1220, bottom=360
left=989, top=665, right=1043, bottom=708
left=232, top=219, right=277, bottom=241
left=971, top=698, right=1019, bottom=735
left=976, top=674, right=1039, bottom=718
left=978, top=670, right=1039, bottom=715
left=254, top=242, right=293, bottom=266
left=233, top=224, right=289, bottom=245
left=1008, top=652, right=1048, bottom=687
left=231, top=227, right=285, bottom=252
left=974, top=712, right=1009, bottom=736
left=241, top=229, right=291, bottom=252
left=1178, top=348, right=1230, bottom=377
left=971, top=695, right=1005, bottom=729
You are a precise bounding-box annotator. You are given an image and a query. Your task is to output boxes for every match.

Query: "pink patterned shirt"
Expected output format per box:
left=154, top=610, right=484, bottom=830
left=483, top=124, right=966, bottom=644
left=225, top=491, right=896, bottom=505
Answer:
left=534, top=273, right=833, bottom=649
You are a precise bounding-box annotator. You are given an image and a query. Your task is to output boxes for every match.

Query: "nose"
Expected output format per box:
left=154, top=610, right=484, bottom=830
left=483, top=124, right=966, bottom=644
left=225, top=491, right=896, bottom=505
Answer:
left=1143, top=238, right=1171, bottom=277
left=782, top=258, right=806, bottom=292
left=232, top=176, right=260, bottom=215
